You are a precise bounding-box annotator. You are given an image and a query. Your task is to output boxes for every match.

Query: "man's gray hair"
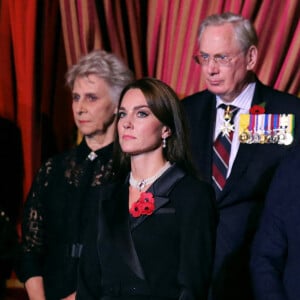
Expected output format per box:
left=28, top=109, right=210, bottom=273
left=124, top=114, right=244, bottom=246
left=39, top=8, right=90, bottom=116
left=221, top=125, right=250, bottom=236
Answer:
left=198, top=12, right=258, bottom=51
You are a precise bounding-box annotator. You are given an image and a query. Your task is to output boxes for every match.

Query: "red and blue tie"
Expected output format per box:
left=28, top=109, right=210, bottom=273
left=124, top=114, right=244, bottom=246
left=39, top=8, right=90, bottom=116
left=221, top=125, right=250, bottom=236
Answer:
left=212, top=105, right=239, bottom=195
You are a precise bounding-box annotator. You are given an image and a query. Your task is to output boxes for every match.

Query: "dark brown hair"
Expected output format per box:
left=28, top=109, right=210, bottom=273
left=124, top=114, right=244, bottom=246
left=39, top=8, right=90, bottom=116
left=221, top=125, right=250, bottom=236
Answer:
left=113, top=77, right=197, bottom=178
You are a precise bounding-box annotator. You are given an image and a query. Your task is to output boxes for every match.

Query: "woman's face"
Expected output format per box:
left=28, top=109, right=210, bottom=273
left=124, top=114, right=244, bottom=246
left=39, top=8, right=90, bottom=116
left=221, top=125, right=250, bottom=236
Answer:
left=72, top=74, right=116, bottom=137
left=117, top=88, right=169, bottom=156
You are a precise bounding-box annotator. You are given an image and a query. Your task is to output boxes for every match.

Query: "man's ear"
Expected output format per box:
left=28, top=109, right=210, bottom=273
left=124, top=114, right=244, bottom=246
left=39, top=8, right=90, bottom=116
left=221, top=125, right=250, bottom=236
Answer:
left=246, top=45, right=258, bottom=70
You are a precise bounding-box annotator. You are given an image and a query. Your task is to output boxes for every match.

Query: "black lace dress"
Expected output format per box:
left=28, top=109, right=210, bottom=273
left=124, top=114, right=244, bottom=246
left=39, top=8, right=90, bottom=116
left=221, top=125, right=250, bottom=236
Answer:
left=17, top=139, right=114, bottom=299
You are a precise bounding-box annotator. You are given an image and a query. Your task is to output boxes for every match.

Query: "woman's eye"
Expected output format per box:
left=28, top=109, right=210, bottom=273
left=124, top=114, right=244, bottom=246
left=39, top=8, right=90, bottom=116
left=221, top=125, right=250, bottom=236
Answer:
left=137, top=111, right=149, bottom=118
left=118, top=111, right=126, bottom=118
left=72, top=94, right=80, bottom=102
left=87, top=95, right=98, bottom=101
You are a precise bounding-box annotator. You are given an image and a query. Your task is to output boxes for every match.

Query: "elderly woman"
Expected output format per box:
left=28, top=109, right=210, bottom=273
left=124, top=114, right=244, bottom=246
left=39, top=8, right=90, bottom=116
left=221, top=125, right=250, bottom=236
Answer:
left=17, top=50, right=134, bottom=300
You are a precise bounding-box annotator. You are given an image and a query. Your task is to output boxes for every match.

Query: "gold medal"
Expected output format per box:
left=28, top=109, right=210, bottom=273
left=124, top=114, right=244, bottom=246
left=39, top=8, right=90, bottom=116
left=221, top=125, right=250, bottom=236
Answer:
left=224, top=105, right=232, bottom=121
left=259, top=134, right=266, bottom=144
left=239, top=114, right=250, bottom=143
left=239, top=131, right=250, bottom=143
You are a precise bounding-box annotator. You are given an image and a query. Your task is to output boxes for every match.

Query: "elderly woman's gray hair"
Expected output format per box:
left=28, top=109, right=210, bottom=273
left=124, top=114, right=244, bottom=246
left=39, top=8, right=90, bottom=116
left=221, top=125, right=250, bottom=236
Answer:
left=66, top=50, right=134, bottom=104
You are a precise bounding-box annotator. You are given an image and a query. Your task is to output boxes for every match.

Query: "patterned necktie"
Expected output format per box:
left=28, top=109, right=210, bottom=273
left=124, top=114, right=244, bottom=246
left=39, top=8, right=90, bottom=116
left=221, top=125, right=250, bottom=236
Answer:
left=212, top=104, right=239, bottom=195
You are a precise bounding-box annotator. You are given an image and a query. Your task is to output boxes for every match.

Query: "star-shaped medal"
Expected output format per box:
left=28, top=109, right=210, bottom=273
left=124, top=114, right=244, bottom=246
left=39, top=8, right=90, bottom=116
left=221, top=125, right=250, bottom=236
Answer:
left=220, top=119, right=235, bottom=137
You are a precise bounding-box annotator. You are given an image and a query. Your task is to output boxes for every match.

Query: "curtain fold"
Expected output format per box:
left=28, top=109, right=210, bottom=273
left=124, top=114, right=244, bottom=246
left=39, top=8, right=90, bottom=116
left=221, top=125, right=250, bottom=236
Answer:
left=254, top=0, right=299, bottom=91
left=0, top=0, right=68, bottom=198
left=60, top=0, right=145, bottom=77
left=59, top=0, right=102, bottom=65
left=60, top=0, right=299, bottom=96
left=274, top=20, right=300, bottom=93
left=0, top=0, right=15, bottom=120
left=6, top=0, right=39, bottom=197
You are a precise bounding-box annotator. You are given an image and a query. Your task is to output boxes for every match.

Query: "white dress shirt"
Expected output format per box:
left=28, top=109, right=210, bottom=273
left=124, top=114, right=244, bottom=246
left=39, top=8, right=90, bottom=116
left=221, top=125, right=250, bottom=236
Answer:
left=214, top=83, right=256, bottom=177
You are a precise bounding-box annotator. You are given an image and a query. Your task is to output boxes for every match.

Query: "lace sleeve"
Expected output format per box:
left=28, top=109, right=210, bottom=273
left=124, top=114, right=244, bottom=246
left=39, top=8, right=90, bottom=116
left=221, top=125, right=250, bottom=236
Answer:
left=22, top=159, right=55, bottom=252
left=18, top=158, right=55, bottom=281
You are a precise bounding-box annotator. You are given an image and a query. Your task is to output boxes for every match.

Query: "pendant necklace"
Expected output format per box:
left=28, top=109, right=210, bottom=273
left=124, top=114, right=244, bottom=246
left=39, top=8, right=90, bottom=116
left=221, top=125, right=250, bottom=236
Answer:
left=129, top=161, right=171, bottom=192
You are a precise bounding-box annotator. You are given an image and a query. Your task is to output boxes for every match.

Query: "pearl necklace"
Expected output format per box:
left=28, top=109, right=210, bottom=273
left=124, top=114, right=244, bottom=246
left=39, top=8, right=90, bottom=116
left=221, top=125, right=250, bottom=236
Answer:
left=129, top=161, right=172, bottom=192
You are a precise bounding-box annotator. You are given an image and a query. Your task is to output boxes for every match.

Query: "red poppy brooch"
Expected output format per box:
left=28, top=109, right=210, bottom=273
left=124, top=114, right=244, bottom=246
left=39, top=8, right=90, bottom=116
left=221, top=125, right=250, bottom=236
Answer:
left=249, top=102, right=266, bottom=114
left=130, top=192, right=155, bottom=217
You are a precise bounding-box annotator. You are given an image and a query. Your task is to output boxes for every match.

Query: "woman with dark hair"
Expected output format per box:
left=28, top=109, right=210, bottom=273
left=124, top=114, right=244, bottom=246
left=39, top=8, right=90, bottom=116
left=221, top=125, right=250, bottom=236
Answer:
left=113, top=77, right=197, bottom=180
left=77, top=77, right=216, bottom=300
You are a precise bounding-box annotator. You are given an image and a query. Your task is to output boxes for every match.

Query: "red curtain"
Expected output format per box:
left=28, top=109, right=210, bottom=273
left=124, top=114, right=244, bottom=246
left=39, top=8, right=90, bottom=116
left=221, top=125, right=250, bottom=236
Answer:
left=0, top=0, right=39, bottom=199
left=59, top=0, right=102, bottom=65
left=0, top=0, right=70, bottom=199
left=0, top=0, right=299, bottom=203
left=60, top=0, right=300, bottom=96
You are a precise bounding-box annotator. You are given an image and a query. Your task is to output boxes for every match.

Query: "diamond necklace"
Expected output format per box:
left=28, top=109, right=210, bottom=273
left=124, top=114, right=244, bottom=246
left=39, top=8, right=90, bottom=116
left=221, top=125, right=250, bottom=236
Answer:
left=129, top=161, right=172, bottom=192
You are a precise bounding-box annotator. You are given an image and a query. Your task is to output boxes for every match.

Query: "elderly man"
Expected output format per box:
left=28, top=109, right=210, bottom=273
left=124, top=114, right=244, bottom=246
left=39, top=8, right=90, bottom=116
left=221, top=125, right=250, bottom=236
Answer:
left=182, top=12, right=300, bottom=300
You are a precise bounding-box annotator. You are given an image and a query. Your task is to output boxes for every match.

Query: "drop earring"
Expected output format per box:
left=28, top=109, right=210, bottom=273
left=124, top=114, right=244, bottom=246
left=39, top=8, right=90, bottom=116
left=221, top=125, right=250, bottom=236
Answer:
left=162, top=137, right=167, bottom=148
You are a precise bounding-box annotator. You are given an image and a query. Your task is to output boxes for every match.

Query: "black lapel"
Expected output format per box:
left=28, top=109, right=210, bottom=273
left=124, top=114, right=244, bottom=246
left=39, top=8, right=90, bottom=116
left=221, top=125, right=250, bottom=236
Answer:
left=99, top=165, right=185, bottom=279
left=99, top=182, right=146, bottom=280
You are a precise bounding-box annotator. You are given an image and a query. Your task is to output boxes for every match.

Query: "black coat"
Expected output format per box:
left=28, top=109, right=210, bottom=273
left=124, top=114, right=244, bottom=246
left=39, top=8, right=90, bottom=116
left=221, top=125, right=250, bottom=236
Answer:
left=18, top=141, right=114, bottom=300
left=77, top=164, right=217, bottom=300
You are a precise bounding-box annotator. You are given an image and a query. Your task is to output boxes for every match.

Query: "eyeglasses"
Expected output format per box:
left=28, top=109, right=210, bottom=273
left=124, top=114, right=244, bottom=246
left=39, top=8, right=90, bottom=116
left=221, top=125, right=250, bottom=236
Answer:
left=193, top=52, right=243, bottom=66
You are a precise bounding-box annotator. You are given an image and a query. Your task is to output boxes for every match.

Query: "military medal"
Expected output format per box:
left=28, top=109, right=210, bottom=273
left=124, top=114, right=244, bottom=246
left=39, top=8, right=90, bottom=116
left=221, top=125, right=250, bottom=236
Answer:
left=256, top=114, right=265, bottom=144
left=239, top=114, right=250, bottom=142
left=248, top=115, right=255, bottom=143
left=284, top=133, right=294, bottom=145
left=220, top=106, right=236, bottom=137
left=239, top=111, right=295, bottom=146
left=278, top=114, right=288, bottom=145
left=278, top=114, right=294, bottom=145
left=265, top=114, right=272, bottom=143
left=269, top=114, right=279, bottom=144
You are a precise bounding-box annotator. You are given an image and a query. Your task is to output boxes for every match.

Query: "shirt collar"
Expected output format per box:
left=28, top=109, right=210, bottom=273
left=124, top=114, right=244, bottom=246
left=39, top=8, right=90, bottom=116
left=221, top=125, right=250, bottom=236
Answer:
left=216, top=82, right=256, bottom=111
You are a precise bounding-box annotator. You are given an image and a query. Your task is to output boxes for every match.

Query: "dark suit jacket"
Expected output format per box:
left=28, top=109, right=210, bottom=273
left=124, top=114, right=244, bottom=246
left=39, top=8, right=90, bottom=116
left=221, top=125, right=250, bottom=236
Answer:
left=251, top=148, right=300, bottom=300
left=182, top=80, right=300, bottom=300
left=77, top=164, right=217, bottom=300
